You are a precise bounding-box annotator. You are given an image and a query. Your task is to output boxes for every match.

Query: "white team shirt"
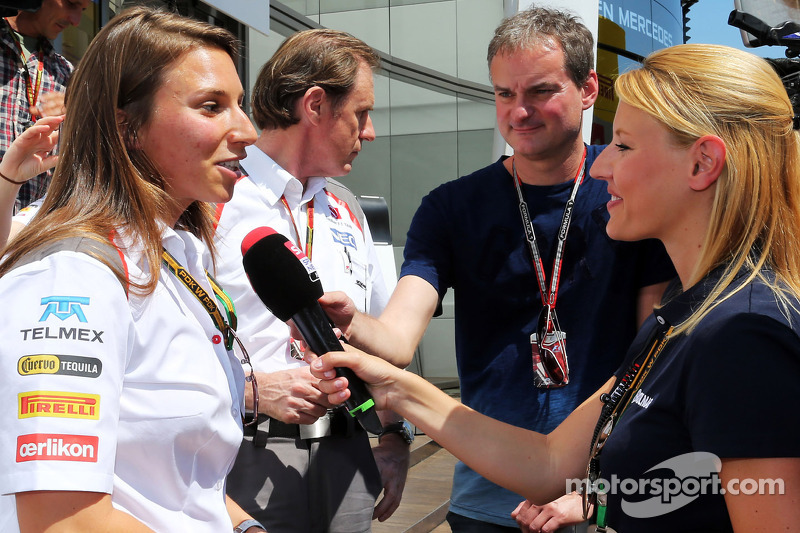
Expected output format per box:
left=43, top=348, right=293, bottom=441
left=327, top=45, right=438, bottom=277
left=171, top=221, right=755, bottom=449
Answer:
left=214, top=145, right=392, bottom=373
left=10, top=196, right=43, bottom=225
left=0, top=227, right=245, bottom=532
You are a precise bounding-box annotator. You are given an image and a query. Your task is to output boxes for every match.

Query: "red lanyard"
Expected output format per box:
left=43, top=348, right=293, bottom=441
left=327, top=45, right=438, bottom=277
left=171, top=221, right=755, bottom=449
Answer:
left=280, top=196, right=315, bottom=261
left=512, top=148, right=587, bottom=308
left=5, top=18, right=44, bottom=117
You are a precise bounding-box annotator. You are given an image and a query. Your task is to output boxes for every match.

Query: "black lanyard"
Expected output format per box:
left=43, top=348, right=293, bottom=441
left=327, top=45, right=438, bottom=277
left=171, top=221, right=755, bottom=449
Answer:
left=588, top=324, right=674, bottom=529
left=513, top=147, right=587, bottom=308
left=161, top=248, right=237, bottom=350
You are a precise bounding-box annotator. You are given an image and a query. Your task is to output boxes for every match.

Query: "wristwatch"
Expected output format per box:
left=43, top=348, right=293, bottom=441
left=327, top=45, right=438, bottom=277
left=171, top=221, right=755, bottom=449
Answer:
left=234, top=519, right=266, bottom=532
left=379, top=420, right=415, bottom=445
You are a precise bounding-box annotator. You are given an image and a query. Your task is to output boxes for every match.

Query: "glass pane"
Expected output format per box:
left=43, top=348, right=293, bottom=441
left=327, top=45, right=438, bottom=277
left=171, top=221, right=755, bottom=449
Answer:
left=389, top=0, right=457, bottom=76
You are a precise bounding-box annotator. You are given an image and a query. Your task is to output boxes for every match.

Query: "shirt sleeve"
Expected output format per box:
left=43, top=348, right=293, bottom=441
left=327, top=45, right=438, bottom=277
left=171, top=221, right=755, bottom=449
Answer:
left=399, top=185, right=452, bottom=298
left=683, top=312, right=800, bottom=458
left=0, top=252, right=132, bottom=496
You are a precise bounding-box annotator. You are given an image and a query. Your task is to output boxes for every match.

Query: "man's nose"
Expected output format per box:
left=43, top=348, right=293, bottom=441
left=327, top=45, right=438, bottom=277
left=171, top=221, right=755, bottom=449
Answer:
left=360, top=114, right=376, bottom=142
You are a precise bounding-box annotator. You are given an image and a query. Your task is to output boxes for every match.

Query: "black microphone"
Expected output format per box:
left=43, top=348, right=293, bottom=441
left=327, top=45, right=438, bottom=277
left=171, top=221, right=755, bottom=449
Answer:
left=241, top=226, right=384, bottom=435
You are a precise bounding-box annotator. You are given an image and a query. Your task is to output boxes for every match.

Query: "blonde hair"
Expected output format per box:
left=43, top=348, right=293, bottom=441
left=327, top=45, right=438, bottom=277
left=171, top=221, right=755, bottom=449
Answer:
left=0, top=7, right=240, bottom=293
left=616, top=44, right=800, bottom=333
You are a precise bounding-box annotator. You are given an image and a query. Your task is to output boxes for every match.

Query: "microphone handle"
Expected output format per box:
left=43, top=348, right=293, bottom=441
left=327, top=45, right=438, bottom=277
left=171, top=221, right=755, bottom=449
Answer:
left=291, top=306, right=384, bottom=435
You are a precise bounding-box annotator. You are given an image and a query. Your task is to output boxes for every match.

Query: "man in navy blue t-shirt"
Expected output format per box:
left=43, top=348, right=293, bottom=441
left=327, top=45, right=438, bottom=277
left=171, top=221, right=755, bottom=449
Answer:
left=322, top=6, right=675, bottom=531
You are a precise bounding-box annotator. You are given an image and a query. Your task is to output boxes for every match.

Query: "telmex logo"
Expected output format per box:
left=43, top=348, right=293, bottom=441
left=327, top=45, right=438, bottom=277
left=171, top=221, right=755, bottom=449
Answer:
left=18, top=354, right=103, bottom=378
left=18, top=391, right=100, bottom=420
left=39, top=296, right=90, bottom=323
left=17, top=433, right=98, bottom=463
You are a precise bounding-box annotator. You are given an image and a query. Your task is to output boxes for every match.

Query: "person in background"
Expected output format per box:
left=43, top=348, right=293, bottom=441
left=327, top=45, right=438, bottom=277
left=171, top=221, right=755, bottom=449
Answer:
left=215, top=29, right=409, bottom=533
left=0, top=7, right=265, bottom=532
left=320, top=7, right=674, bottom=532
left=311, top=43, right=800, bottom=533
left=1, top=0, right=90, bottom=212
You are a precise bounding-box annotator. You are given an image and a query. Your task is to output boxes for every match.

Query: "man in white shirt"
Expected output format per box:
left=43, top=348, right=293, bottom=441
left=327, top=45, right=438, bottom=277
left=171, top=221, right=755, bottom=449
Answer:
left=214, top=29, right=411, bottom=533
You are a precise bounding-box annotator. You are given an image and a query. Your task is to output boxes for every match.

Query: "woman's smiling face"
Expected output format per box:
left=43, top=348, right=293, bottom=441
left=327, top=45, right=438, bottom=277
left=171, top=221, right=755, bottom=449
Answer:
left=136, top=46, right=257, bottom=222
left=589, top=101, right=693, bottom=244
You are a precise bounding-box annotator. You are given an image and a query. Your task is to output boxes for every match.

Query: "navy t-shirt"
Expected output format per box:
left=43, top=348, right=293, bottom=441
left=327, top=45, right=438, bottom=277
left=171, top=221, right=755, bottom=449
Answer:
left=599, top=270, right=800, bottom=532
left=400, top=147, right=677, bottom=525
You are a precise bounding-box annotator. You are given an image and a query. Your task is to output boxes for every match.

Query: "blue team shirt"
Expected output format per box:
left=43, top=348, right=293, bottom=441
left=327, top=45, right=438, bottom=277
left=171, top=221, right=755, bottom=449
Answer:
left=600, top=269, right=800, bottom=532
left=400, top=146, right=676, bottom=526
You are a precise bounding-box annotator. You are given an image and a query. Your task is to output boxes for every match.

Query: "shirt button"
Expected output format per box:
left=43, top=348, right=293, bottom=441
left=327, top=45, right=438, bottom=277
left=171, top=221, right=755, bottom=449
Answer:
left=231, top=407, right=239, bottom=418
left=212, top=334, right=222, bottom=344
left=215, top=480, right=223, bottom=491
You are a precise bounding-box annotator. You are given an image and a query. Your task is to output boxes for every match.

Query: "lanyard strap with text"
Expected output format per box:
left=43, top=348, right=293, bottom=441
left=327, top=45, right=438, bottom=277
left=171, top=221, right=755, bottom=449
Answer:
left=161, top=248, right=237, bottom=350
left=280, top=196, right=315, bottom=261
left=591, top=324, right=673, bottom=529
left=616, top=325, right=673, bottom=420
left=513, top=147, right=587, bottom=307
left=4, top=18, right=44, bottom=115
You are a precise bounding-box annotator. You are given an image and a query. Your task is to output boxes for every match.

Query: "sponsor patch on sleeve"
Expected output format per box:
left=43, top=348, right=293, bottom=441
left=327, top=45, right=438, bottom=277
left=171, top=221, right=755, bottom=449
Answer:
left=18, top=391, right=100, bottom=420
left=16, top=433, right=99, bottom=463
left=18, top=354, right=103, bottom=378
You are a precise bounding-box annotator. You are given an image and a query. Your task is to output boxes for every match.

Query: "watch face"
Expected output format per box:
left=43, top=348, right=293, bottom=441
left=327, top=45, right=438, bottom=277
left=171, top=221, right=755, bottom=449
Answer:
left=380, top=421, right=414, bottom=444
left=402, top=422, right=415, bottom=444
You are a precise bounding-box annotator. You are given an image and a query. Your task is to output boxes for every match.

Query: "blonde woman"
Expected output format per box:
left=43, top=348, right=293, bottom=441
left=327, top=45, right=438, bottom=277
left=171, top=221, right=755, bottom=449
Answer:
left=310, top=44, right=800, bottom=533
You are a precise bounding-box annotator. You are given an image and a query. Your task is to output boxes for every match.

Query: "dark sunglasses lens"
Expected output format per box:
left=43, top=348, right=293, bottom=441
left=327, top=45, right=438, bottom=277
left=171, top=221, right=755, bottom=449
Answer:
left=541, top=348, right=565, bottom=383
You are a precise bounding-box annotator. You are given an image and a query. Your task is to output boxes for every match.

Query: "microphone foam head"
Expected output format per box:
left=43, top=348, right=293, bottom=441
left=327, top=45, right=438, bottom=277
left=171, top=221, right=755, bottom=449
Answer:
left=241, top=226, right=278, bottom=256
left=241, top=227, right=323, bottom=321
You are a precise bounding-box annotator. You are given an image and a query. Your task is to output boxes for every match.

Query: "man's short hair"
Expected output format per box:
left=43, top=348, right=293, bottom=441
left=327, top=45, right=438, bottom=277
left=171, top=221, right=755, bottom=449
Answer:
left=252, top=29, right=381, bottom=130
left=487, top=6, right=594, bottom=86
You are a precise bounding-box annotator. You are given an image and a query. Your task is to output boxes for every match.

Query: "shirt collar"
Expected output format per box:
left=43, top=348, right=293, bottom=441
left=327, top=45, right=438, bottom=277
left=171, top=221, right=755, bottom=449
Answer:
left=0, top=20, right=56, bottom=56
left=240, top=144, right=327, bottom=208
left=654, top=265, right=752, bottom=327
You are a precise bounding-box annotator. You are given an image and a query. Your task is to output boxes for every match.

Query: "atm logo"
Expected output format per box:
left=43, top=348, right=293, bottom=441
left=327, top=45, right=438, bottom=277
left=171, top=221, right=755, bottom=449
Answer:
left=16, top=433, right=98, bottom=463
left=18, top=391, right=100, bottom=420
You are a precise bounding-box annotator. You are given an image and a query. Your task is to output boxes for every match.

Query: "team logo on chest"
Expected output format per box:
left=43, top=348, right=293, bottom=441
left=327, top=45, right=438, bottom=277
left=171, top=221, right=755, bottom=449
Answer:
left=330, top=228, right=357, bottom=249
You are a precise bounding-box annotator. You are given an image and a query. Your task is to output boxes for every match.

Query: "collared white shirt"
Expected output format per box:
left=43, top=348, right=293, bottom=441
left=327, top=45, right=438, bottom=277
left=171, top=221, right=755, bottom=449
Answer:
left=0, top=227, right=245, bottom=532
left=214, top=144, right=391, bottom=373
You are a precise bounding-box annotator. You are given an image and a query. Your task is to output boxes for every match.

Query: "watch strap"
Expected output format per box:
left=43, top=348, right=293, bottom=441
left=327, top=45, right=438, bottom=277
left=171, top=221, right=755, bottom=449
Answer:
left=379, top=420, right=414, bottom=445
left=234, top=519, right=266, bottom=532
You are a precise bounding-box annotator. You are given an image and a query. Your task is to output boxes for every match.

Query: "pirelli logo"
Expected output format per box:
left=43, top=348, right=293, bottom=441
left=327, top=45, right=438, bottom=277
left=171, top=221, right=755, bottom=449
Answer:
left=17, top=433, right=98, bottom=463
left=18, top=391, right=100, bottom=420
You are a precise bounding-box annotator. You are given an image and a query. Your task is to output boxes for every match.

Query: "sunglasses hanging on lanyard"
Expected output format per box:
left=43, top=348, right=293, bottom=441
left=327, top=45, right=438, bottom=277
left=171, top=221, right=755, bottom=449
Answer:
left=512, top=148, right=587, bottom=389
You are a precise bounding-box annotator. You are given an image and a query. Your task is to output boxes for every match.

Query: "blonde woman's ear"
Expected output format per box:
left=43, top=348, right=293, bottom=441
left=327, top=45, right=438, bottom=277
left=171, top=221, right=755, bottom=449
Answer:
left=688, top=135, right=726, bottom=192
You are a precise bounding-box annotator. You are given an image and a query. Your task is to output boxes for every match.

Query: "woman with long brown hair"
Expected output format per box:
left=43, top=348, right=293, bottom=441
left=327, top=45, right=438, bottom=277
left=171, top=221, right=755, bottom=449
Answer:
left=0, top=6, right=262, bottom=532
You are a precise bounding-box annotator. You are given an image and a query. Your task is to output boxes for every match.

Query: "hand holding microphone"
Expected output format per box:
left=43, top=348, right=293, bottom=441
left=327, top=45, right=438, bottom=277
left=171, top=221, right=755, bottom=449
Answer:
left=240, top=227, right=384, bottom=435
